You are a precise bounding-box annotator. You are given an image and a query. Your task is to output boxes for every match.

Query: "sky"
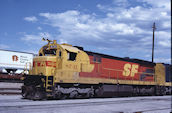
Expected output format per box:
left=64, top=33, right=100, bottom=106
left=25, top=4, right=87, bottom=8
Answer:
left=0, top=0, right=171, bottom=64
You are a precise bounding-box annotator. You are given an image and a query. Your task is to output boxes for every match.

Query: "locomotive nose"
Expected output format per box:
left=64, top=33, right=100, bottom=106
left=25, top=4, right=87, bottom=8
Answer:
left=31, top=56, right=56, bottom=76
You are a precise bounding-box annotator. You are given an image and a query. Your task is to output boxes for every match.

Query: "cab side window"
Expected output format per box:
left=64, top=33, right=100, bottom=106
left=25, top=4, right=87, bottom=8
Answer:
left=67, top=51, right=77, bottom=61
left=93, top=55, right=101, bottom=63
left=59, top=51, right=62, bottom=57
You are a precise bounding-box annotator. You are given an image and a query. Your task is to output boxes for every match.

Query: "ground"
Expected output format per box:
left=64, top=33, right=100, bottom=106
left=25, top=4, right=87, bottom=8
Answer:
left=0, top=95, right=171, bottom=113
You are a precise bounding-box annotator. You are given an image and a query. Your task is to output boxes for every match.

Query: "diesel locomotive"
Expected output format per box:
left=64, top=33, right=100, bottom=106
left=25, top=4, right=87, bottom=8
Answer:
left=21, top=39, right=171, bottom=100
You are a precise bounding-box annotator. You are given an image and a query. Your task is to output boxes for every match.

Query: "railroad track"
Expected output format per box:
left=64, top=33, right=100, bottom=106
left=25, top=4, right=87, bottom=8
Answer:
left=0, top=96, right=171, bottom=113
left=135, top=108, right=171, bottom=113
left=0, top=82, right=22, bottom=95
left=0, top=88, right=21, bottom=95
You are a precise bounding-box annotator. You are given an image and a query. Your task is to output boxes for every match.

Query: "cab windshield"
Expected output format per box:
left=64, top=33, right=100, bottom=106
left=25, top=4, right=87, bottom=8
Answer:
left=42, top=46, right=57, bottom=56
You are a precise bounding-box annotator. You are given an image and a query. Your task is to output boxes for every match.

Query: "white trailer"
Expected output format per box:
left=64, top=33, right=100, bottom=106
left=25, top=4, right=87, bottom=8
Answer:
left=0, top=50, right=34, bottom=73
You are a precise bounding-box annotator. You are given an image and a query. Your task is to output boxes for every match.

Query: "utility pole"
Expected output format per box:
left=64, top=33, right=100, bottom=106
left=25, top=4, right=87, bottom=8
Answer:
left=152, top=22, right=156, bottom=63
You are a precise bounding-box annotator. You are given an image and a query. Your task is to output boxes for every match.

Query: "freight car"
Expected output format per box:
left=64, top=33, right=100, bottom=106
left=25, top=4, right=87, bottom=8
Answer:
left=0, top=50, right=34, bottom=81
left=21, top=39, right=171, bottom=100
left=0, top=49, right=34, bottom=73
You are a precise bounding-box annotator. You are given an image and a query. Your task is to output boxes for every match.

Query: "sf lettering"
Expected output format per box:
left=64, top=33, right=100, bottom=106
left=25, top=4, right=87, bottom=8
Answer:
left=123, top=63, right=139, bottom=77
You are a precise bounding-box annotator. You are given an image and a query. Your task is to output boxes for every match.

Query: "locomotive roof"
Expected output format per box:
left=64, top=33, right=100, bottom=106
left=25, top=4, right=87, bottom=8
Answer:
left=60, top=45, right=80, bottom=53
left=85, top=50, right=155, bottom=67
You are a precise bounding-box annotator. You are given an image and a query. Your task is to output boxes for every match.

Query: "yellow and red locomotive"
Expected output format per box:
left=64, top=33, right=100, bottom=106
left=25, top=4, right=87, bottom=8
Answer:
left=22, top=39, right=171, bottom=100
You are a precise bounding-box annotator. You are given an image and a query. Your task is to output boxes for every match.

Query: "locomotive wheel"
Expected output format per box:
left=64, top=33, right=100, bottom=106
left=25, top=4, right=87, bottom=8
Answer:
left=69, top=91, right=79, bottom=99
left=22, top=86, right=34, bottom=99
left=21, top=86, right=28, bottom=99
left=32, top=88, right=45, bottom=100
left=60, top=94, right=68, bottom=100
left=33, top=91, right=42, bottom=100
left=95, top=87, right=103, bottom=97
left=85, top=91, right=94, bottom=98
left=53, top=92, right=67, bottom=100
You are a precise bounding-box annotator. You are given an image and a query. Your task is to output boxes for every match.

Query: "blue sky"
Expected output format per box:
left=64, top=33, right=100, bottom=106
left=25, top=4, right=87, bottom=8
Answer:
left=0, top=0, right=171, bottom=64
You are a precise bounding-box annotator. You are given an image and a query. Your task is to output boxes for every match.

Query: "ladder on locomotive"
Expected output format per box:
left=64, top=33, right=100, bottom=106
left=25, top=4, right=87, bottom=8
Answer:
left=46, top=76, right=54, bottom=97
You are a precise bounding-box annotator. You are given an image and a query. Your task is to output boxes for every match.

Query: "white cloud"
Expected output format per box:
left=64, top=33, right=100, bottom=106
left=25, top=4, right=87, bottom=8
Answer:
left=96, top=4, right=105, bottom=10
left=21, top=0, right=170, bottom=63
left=155, top=31, right=171, bottom=47
left=145, top=54, right=151, bottom=58
left=158, top=41, right=170, bottom=47
left=24, top=16, right=38, bottom=22
left=0, top=44, right=10, bottom=49
left=143, top=0, right=170, bottom=11
left=39, top=10, right=150, bottom=42
left=59, top=39, right=68, bottom=44
left=154, top=58, right=171, bottom=64
left=21, top=32, right=52, bottom=45
left=162, top=21, right=171, bottom=28
left=112, top=0, right=129, bottom=8
left=37, top=27, right=42, bottom=30
left=23, top=49, right=37, bottom=54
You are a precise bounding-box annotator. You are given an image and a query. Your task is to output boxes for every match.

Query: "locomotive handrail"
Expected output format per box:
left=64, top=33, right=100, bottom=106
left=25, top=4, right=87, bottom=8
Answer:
left=103, top=67, right=155, bottom=75
left=23, top=62, right=32, bottom=74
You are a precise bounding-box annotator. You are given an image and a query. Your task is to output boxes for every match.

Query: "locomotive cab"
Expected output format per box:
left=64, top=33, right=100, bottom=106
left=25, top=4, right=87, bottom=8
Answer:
left=30, top=40, right=60, bottom=76
left=22, top=38, right=94, bottom=100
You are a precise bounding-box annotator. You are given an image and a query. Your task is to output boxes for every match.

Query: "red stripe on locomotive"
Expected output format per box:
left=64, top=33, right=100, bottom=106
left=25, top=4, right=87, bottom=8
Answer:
left=80, top=55, right=154, bottom=82
left=33, top=61, right=56, bottom=67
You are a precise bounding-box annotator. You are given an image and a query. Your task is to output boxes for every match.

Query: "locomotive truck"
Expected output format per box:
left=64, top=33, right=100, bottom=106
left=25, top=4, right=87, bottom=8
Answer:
left=22, top=39, right=171, bottom=100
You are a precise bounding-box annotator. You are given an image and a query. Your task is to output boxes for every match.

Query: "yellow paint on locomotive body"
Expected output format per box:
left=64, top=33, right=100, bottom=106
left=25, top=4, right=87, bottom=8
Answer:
left=165, top=82, right=172, bottom=86
left=155, top=63, right=166, bottom=86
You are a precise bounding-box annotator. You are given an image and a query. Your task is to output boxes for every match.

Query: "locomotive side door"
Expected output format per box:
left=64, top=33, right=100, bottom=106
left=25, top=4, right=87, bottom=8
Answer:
left=56, top=47, right=63, bottom=69
left=93, top=55, right=102, bottom=75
